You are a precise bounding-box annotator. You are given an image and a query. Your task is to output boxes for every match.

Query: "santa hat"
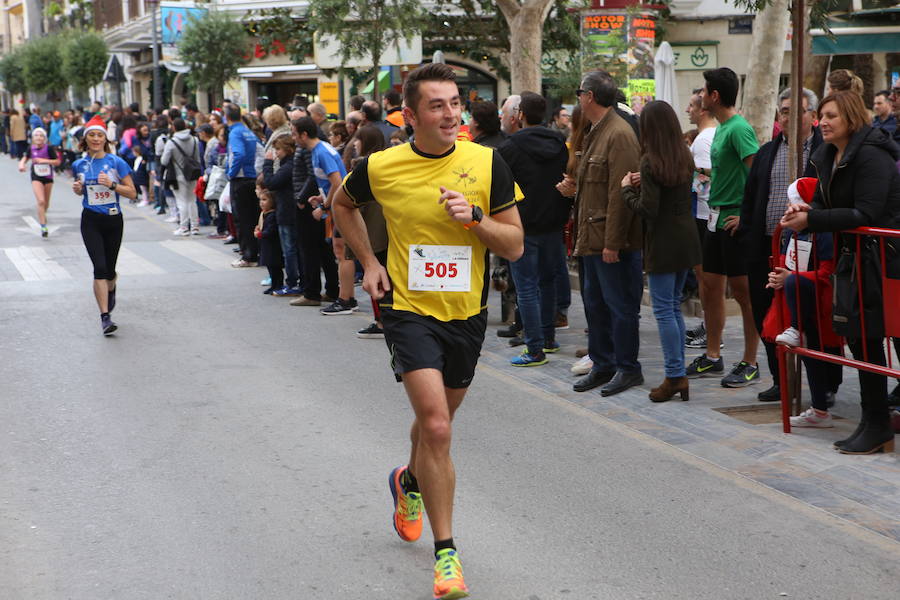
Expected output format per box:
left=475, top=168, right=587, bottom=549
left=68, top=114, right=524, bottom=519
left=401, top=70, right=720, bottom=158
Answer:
left=83, top=115, right=108, bottom=139
left=787, top=177, right=817, bottom=205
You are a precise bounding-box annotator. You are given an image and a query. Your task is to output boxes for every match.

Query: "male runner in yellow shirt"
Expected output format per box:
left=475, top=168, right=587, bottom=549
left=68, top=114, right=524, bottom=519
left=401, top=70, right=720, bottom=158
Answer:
left=333, top=63, right=523, bottom=600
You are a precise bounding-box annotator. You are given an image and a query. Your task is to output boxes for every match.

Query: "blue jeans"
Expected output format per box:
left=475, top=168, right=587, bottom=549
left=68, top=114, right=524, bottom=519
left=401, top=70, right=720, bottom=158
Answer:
left=278, top=224, right=302, bottom=289
left=648, top=271, right=689, bottom=377
left=509, top=231, right=567, bottom=354
left=582, top=251, right=643, bottom=373
left=555, top=247, right=571, bottom=314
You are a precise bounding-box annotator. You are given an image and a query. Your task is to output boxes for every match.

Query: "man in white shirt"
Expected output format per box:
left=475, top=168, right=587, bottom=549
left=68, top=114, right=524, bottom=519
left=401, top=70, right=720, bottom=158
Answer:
left=685, top=88, right=717, bottom=348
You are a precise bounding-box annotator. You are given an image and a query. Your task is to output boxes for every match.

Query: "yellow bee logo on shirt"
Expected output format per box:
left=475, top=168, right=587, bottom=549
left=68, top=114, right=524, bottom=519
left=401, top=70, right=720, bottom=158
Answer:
left=453, top=166, right=477, bottom=185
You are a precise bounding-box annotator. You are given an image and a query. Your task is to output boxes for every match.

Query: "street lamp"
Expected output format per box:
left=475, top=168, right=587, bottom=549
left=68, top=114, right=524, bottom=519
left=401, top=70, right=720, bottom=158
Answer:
left=149, top=0, right=162, bottom=109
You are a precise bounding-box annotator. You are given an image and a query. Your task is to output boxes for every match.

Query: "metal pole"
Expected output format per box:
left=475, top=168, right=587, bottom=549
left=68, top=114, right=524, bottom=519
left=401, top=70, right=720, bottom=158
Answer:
left=789, top=0, right=806, bottom=180
left=151, top=1, right=162, bottom=110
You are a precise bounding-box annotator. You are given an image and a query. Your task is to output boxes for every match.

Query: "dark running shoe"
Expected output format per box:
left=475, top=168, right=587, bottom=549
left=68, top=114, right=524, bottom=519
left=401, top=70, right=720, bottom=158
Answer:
left=101, top=313, right=117, bottom=336
left=721, top=361, right=760, bottom=388
left=757, top=385, right=780, bottom=402
left=320, top=298, right=358, bottom=315
left=357, top=323, right=384, bottom=339
left=686, top=354, right=724, bottom=379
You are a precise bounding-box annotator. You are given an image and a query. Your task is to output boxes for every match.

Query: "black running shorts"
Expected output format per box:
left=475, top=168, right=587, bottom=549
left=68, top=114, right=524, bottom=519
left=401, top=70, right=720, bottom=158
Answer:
left=703, top=228, right=747, bottom=277
left=381, top=308, right=487, bottom=389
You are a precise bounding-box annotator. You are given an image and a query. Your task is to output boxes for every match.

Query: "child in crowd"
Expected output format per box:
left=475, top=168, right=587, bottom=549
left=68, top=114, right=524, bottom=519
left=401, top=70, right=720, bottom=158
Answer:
left=763, top=177, right=843, bottom=427
left=254, top=179, right=283, bottom=295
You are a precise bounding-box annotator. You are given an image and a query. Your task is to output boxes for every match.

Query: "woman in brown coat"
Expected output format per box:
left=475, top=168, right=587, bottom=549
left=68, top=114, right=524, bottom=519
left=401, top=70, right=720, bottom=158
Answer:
left=622, top=100, right=702, bottom=402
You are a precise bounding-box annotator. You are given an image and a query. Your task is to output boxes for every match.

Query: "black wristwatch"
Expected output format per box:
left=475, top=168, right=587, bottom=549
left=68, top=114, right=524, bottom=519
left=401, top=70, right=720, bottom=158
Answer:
left=470, top=204, right=483, bottom=225
left=109, top=181, right=118, bottom=191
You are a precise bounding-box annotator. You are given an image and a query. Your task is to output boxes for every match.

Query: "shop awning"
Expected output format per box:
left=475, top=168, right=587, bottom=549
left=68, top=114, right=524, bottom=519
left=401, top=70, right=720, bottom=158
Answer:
left=812, top=29, right=900, bottom=55
left=362, top=70, right=391, bottom=94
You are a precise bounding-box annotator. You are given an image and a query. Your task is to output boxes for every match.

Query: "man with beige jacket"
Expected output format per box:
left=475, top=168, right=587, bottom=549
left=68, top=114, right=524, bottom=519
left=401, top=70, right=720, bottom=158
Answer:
left=571, top=70, right=643, bottom=395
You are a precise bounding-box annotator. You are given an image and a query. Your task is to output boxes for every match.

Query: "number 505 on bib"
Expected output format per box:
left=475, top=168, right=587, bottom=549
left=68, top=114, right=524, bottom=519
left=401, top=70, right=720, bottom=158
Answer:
left=408, top=244, right=472, bottom=292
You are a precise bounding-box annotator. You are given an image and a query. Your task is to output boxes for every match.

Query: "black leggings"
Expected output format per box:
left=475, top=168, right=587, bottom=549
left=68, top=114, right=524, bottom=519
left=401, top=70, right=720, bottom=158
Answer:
left=81, top=208, right=123, bottom=280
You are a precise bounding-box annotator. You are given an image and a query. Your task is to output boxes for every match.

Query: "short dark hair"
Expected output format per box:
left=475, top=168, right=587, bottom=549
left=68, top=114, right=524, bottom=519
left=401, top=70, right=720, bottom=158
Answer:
left=403, top=63, right=457, bottom=113
left=349, top=94, right=365, bottom=111
left=128, top=102, right=140, bottom=113
left=168, top=108, right=182, bottom=121
left=703, top=67, right=739, bottom=108
left=361, top=101, right=381, bottom=123
left=172, top=118, right=187, bottom=132
left=224, top=105, right=241, bottom=123
left=384, top=90, right=401, bottom=107
left=196, top=123, right=214, bottom=136
left=470, top=101, right=500, bottom=136
left=518, top=91, right=546, bottom=126
left=551, top=106, right=566, bottom=120
left=581, top=70, right=618, bottom=108
left=292, top=116, right=318, bottom=139
left=876, top=89, right=891, bottom=101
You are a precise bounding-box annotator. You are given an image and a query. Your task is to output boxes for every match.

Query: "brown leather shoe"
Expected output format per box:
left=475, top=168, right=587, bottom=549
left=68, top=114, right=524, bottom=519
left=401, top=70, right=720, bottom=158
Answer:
left=649, top=377, right=690, bottom=402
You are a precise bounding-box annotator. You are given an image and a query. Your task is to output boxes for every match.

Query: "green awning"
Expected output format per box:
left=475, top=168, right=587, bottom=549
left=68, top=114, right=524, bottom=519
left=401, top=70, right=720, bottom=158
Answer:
left=812, top=31, right=900, bottom=55
left=362, top=70, right=391, bottom=94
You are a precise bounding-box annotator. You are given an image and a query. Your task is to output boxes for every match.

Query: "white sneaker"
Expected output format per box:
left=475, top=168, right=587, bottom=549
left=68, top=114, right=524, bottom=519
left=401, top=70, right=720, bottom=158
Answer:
left=790, top=407, right=834, bottom=428
left=191, top=228, right=200, bottom=236
left=571, top=355, right=593, bottom=376
left=164, top=215, right=178, bottom=223
left=137, top=199, right=150, bottom=207
left=173, top=227, right=190, bottom=236
left=775, top=327, right=803, bottom=347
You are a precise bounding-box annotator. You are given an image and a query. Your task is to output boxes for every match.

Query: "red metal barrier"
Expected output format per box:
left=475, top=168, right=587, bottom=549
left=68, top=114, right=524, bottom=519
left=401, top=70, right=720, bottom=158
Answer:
left=772, top=226, right=900, bottom=433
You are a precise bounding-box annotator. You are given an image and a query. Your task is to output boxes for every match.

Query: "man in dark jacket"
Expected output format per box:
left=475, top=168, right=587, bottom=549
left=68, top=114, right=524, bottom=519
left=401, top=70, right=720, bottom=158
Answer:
left=289, top=119, right=340, bottom=306
left=361, top=100, right=399, bottom=145
left=740, top=87, right=824, bottom=402
left=498, top=91, right=572, bottom=366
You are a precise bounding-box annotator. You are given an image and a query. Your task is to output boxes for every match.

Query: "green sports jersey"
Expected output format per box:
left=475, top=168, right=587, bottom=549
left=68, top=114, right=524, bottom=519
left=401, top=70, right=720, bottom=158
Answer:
left=708, top=113, right=758, bottom=229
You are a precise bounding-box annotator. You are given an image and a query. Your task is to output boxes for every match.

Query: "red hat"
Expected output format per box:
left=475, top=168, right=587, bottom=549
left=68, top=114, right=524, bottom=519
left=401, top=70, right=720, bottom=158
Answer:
left=787, top=177, right=817, bottom=205
left=83, top=115, right=108, bottom=139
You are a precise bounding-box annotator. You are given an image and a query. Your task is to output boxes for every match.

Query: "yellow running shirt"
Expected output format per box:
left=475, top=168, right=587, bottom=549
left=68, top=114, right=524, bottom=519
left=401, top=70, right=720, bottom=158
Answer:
left=343, top=141, right=520, bottom=322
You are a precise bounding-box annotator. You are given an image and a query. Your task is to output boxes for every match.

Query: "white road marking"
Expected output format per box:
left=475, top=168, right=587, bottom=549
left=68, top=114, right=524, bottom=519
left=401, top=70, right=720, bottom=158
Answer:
left=22, top=216, right=62, bottom=236
left=116, top=246, right=165, bottom=276
left=3, top=246, right=71, bottom=281
left=159, top=240, right=231, bottom=271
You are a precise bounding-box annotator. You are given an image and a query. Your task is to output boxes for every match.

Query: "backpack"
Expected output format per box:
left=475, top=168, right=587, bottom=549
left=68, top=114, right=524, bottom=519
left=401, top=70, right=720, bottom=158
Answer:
left=173, top=137, right=202, bottom=181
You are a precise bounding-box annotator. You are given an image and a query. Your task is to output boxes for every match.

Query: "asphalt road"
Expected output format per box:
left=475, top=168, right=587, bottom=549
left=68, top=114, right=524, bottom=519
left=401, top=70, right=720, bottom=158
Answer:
left=1, top=158, right=898, bottom=599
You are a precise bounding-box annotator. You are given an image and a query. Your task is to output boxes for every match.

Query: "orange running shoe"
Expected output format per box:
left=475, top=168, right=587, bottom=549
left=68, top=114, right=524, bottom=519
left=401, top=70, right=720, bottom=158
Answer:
left=389, top=465, right=423, bottom=542
left=433, top=548, right=469, bottom=599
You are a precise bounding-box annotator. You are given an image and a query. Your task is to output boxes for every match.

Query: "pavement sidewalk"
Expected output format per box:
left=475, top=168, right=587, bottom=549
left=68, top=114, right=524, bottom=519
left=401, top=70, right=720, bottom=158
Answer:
left=478, top=292, right=900, bottom=544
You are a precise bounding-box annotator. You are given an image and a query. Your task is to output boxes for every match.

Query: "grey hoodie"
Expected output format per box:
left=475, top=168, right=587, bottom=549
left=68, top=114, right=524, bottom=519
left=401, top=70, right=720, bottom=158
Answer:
left=161, top=129, right=201, bottom=181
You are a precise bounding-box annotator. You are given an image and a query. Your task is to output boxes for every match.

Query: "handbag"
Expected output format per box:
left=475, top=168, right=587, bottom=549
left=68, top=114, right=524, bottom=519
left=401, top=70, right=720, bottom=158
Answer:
left=204, top=165, right=227, bottom=200
left=173, top=138, right=203, bottom=181
left=218, top=181, right=232, bottom=214
left=832, top=237, right=884, bottom=340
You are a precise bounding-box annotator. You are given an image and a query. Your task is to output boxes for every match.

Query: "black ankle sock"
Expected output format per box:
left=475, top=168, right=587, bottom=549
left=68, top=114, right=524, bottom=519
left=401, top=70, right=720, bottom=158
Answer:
left=400, top=468, right=420, bottom=493
left=434, top=538, right=455, bottom=557
left=100, top=312, right=109, bottom=318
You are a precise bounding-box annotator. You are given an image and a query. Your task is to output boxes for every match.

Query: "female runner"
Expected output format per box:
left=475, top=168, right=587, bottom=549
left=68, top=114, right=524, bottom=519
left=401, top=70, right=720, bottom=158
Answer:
left=18, top=127, right=61, bottom=238
left=71, top=116, right=138, bottom=335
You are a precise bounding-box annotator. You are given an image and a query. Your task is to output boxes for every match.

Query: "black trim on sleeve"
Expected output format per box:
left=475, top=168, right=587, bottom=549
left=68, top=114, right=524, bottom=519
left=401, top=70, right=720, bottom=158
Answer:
left=489, top=150, right=517, bottom=215
left=342, top=157, right=375, bottom=207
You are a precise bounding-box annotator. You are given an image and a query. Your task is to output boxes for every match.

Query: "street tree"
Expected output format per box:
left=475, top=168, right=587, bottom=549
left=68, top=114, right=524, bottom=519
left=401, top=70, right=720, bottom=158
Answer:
left=495, top=0, right=556, bottom=94
left=244, top=7, right=314, bottom=65
left=177, top=10, right=251, bottom=105
left=733, top=0, right=839, bottom=145
left=61, top=31, right=108, bottom=94
left=0, top=46, right=27, bottom=96
left=308, top=0, right=426, bottom=103
left=22, top=35, right=65, bottom=96
left=425, top=0, right=582, bottom=99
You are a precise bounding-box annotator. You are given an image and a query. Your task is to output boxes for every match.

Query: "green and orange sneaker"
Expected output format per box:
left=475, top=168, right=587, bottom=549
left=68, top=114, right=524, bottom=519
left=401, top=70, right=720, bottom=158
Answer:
left=389, top=465, right=423, bottom=542
left=433, top=548, right=469, bottom=600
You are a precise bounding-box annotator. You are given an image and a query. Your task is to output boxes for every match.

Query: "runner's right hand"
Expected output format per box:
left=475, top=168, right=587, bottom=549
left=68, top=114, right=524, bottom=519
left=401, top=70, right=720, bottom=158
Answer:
left=363, top=264, right=391, bottom=300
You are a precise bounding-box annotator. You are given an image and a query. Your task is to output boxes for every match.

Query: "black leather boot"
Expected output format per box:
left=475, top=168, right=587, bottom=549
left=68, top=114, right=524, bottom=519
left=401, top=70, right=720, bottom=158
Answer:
left=838, top=410, right=895, bottom=455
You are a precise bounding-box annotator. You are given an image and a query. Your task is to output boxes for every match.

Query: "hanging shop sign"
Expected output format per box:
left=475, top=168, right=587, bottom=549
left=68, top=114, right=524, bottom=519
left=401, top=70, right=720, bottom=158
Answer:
left=671, top=43, right=719, bottom=71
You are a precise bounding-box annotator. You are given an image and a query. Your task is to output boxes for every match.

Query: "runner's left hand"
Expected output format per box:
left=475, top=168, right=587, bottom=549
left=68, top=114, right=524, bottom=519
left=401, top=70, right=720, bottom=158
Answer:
left=723, top=215, right=740, bottom=236
left=439, top=186, right=472, bottom=224
left=98, top=172, right=113, bottom=188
